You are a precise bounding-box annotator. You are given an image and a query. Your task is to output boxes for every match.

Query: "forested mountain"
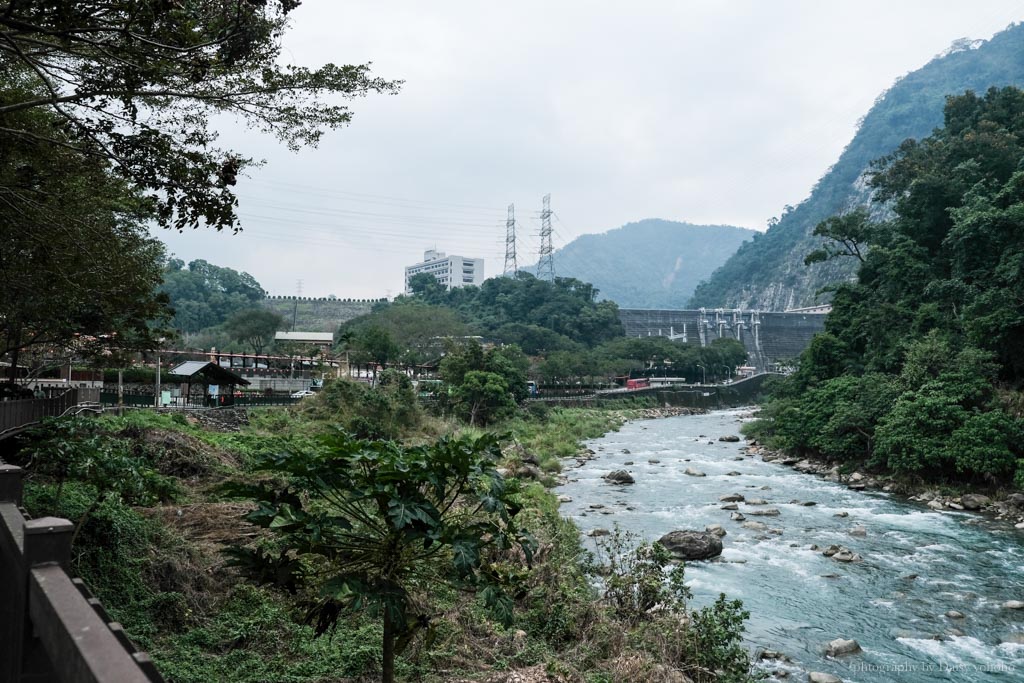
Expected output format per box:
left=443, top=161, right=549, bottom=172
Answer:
left=528, top=219, right=756, bottom=308
left=691, top=23, right=1024, bottom=310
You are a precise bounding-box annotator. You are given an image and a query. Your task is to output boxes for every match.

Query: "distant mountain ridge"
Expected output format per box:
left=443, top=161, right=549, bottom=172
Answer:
left=526, top=219, right=756, bottom=309
left=690, top=22, right=1024, bottom=310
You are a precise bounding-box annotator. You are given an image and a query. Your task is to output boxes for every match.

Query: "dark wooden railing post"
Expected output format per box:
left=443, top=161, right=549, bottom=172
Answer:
left=0, top=464, right=26, bottom=683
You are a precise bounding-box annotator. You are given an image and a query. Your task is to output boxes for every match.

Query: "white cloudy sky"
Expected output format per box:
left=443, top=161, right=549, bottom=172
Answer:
left=154, top=1, right=1024, bottom=298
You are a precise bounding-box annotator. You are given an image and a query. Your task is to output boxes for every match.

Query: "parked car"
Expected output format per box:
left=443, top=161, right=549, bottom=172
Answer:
left=290, top=389, right=316, bottom=398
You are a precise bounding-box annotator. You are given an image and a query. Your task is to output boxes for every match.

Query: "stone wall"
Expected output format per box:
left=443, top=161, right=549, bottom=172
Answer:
left=261, top=296, right=383, bottom=332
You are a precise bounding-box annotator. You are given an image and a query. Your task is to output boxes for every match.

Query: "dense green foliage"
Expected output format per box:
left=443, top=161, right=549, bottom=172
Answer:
left=161, top=259, right=267, bottom=334
left=224, top=308, right=285, bottom=356
left=523, top=220, right=756, bottom=308
left=226, top=432, right=536, bottom=683
left=401, top=271, right=623, bottom=349
left=438, top=341, right=530, bottom=425
left=692, top=24, right=1024, bottom=310
left=749, top=88, right=1024, bottom=486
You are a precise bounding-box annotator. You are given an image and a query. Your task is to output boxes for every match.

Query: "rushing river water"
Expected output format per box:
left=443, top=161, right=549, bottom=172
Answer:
left=556, top=409, right=1024, bottom=682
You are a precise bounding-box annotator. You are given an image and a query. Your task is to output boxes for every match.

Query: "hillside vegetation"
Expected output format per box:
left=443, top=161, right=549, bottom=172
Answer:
left=691, top=23, right=1024, bottom=310
left=747, top=88, right=1024, bottom=488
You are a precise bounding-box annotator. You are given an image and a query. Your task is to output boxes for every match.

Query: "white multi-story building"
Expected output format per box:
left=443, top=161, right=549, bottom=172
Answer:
left=404, top=249, right=484, bottom=293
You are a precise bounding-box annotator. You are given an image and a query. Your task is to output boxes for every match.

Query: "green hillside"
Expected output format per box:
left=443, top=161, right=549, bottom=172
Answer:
left=534, top=219, right=756, bottom=308
left=691, top=23, right=1024, bottom=310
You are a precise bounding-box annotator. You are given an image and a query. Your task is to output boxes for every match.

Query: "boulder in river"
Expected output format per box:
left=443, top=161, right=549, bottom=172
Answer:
left=719, top=435, right=741, bottom=442
left=556, top=495, right=572, bottom=503
left=623, top=460, right=634, bottom=465
left=748, top=508, right=781, bottom=517
left=960, top=494, right=991, bottom=510
left=832, top=549, right=862, bottom=563
left=849, top=526, right=867, bottom=537
left=730, top=512, right=746, bottom=521
left=684, top=467, right=706, bottom=477
left=833, top=511, right=849, bottom=518
left=603, top=470, right=634, bottom=485
left=808, top=673, right=843, bottom=683
left=720, top=493, right=745, bottom=503
left=746, top=498, right=769, bottom=505
left=1002, top=600, right=1024, bottom=610
left=658, top=530, right=723, bottom=561
left=587, top=528, right=610, bottom=537
left=945, top=610, right=965, bottom=619
left=741, top=520, right=768, bottom=531
left=706, top=524, right=727, bottom=537
left=825, top=638, right=862, bottom=656
left=1007, top=493, right=1024, bottom=507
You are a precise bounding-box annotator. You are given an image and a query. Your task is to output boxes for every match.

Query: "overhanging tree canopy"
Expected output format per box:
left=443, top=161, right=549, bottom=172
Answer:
left=0, top=0, right=401, bottom=231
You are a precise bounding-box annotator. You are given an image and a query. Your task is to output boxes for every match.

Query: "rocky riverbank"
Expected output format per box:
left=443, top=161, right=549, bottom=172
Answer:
left=742, top=439, right=1024, bottom=527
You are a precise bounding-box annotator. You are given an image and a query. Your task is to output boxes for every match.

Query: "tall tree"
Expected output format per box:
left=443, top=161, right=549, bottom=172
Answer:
left=224, top=308, right=283, bottom=356
left=0, top=103, right=170, bottom=378
left=0, top=1, right=401, bottom=232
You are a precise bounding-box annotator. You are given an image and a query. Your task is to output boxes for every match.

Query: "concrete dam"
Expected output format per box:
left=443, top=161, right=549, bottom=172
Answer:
left=617, top=308, right=827, bottom=369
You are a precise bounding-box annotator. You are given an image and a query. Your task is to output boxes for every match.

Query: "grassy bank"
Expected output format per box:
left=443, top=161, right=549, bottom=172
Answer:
left=12, top=400, right=756, bottom=683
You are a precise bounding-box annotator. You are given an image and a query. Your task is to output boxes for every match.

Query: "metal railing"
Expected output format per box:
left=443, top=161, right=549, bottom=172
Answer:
left=0, top=389, right=100, bottom=440
left=0, top=463, right=163, bottom=683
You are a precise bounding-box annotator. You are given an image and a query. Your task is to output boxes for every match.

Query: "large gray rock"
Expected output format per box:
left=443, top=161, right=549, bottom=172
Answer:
left=684, top=467, right=706, bottom=477
left=719, top=435, right=741, bottom=442
left=825, top=638, right=862, bottom=656
left=808, top=673, right=843, bottom=683
left=720, top=493, right=745, bottom=503
left=1007, top=493, right=1024, bottom=507
left=603, top=470, right=634, bottom=485
left=960, top=494, right=991, bottom=510
left=658, top=530, right=723, bottom=561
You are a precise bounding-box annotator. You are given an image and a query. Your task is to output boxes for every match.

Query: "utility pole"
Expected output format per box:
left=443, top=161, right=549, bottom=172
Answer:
left=503, top=203, right=518, bottom=276
left=536, top=194, right=554, bottom=281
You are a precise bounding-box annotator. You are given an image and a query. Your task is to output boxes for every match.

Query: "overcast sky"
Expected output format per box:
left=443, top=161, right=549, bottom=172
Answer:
left=154, top=1, right=1024, bottom=298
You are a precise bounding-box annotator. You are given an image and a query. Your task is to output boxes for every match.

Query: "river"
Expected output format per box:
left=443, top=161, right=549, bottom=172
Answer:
left=556, top=408, right=1024, bottom=682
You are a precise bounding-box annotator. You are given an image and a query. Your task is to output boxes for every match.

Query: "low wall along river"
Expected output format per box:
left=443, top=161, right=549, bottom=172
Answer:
left=557, top=409, right=1024, bottom=682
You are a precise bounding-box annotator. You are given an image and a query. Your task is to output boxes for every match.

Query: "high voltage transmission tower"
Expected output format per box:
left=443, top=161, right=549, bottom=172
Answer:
left=536, top=193, right=554, bottom=281
left=503, top=203, right=518, bottom=276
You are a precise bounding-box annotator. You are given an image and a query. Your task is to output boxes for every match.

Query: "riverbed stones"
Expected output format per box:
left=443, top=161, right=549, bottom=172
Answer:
left=1001, top=600, right=1024, bottom=610
left=621, top=448, right=630, bottom=454
left=587, top=528, right=610, bottom=537
left=684, top=467, right=706, bottom=477
left=808, top=673, right=842, bottom=683
left=648, top=459, right=661, bottom=464
left=719, top=435, right=741, bottom=442
left=726, top=471, right=741, bottom=476
left=1007, top=493, right=1024, bottom=507
left=623, top=460, right=634, bottom=465
left=822, top=545, right=841, bottom=557
left=589, top=504, right=605, bottom=509
left=825, top=638, right=862, bottom=656
left=720, top=493, right=745, bottom=503
left=741, top=520, right=768, bottom=531
left=720, top=503, right=739, bottom=510
left=603, top=470, right=634, bottom=485
left=960, top=494, right=991, bottom=510
left=556, top=495, right=572, bottom=503
left=658, top=530, right=723, bottom=561
left=849, top=526, right=868, bottom=537
left=833, top=512, right=849, bottom=518
left=945, top=610, right=965, bottom=619
left=746, top=498, right=769, bottom=505
left=730, top=512, right=746, bottom=521
left=928, top=500, right=945, bottom=510
left=748, top=508, right=781, bottom=517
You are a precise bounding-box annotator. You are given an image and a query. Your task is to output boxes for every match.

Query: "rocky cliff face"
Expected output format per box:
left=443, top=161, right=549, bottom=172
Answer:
left=690, top=24, right=1024, bottom=311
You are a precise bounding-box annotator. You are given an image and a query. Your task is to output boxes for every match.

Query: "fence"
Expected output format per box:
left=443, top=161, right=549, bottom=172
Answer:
left=0, top=463, right=163, bottom=683
left=0, top=389, right=99, bottom=439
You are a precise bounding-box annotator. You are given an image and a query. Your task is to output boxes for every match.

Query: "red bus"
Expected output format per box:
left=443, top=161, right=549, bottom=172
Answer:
left=625, top=378, right=651, bottom=390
